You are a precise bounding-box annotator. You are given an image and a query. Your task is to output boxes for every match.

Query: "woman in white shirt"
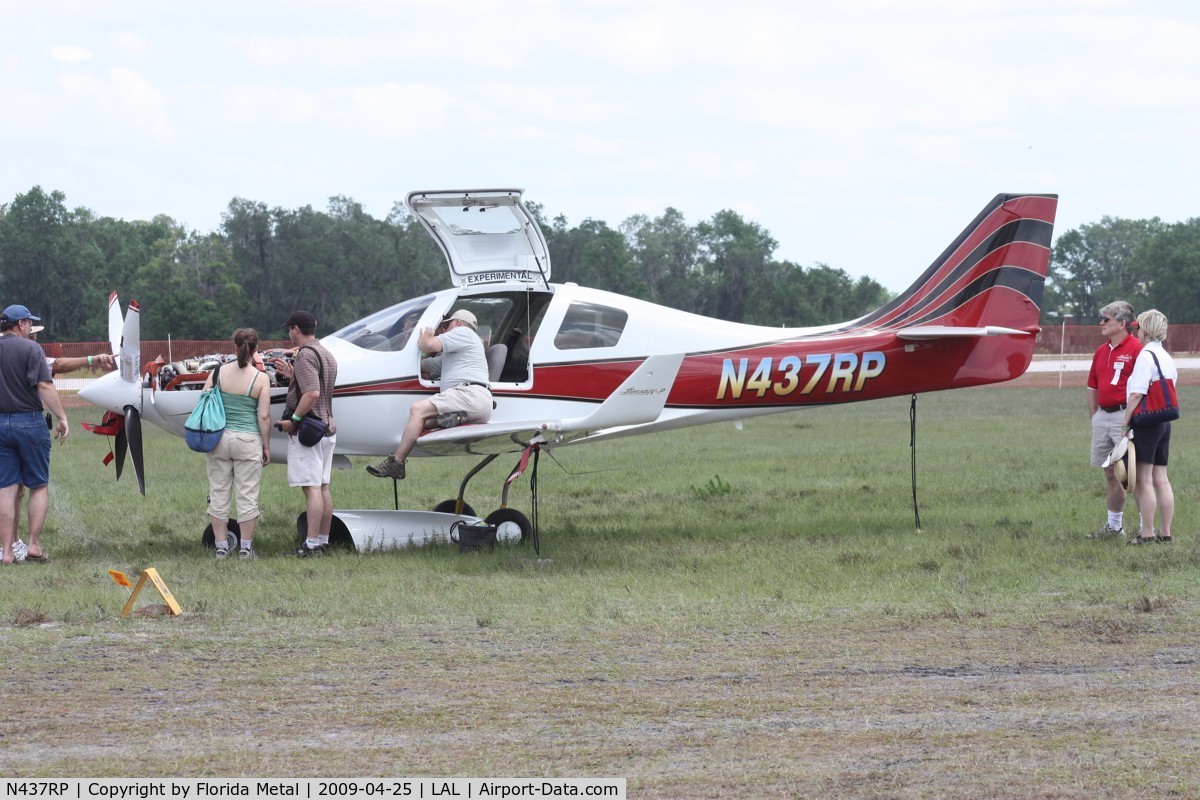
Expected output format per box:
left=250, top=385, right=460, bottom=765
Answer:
left=1123, top=309, right=1178, bottom=544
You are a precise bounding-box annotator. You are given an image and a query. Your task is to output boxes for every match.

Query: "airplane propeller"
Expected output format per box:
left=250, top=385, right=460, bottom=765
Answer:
left=80, top=296, right=147, bottom=495
left=116, top=299, right=145, bottom=495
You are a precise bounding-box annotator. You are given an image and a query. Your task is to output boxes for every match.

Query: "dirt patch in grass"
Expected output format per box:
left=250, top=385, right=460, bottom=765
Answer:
left=3, top=611, right=1199, bottom=798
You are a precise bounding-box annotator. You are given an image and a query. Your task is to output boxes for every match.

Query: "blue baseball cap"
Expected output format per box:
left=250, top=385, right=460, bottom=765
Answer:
left=1, top=304, right=41, bottom=323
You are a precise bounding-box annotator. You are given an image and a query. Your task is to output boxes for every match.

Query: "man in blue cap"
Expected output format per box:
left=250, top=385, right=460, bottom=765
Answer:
left=1, top=304, right=69, bottom=565
left=6, top=305, right=112, bottom=560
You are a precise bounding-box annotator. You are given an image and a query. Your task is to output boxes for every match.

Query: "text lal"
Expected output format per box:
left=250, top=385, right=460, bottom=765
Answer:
left=717, top=352, right=886, bottom=400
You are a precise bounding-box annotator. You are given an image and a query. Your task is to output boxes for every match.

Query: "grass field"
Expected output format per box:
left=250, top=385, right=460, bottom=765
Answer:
left=2, top=381, right=1199, bottom=797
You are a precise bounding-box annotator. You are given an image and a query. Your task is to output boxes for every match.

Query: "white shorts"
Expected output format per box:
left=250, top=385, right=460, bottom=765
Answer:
left=287, top=433, right=336, bottom=487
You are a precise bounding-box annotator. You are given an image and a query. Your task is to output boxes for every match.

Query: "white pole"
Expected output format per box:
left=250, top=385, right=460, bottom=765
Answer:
left=1059, top=320, right=1066, bottom=390
left=168, top=334, right=173, bottom=363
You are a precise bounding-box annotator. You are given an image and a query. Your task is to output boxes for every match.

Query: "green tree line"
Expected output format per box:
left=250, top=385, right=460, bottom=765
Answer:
left=1046, top=215, right=1200, bottom=325
left=19, top=186, right=1196, bottom=341
left=0, top=186, right=891, bottom=341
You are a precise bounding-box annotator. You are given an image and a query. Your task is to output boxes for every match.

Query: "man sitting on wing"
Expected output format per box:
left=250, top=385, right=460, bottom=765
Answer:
left=368, top=309, right=492, bottom=480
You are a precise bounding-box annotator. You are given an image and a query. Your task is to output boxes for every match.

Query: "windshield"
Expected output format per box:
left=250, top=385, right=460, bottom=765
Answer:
left=328, top=296, right=435, bottom=351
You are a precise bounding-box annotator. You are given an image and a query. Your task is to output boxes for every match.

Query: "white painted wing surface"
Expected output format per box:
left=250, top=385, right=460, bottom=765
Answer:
left=412, top=353, right=685, bottom=456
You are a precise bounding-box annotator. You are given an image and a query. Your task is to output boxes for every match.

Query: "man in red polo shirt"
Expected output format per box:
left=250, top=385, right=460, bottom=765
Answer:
left=1086, top=300, right=1142, bottom=538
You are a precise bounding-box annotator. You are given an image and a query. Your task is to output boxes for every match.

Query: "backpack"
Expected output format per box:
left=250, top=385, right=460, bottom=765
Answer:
left=184, top=364, right=227, bottom=452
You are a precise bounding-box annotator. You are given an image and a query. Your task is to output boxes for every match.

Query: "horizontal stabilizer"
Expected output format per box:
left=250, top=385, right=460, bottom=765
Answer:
left=560, top=353, right=684, bottom=430
left=897, top=325, right=1034, bottom=341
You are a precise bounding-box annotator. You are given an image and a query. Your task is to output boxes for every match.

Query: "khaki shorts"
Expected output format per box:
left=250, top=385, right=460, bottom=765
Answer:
left=430, top=384, right=492, bottom=422
left=287, top=433, right=336, bottom=487
left=1091, top=409, right=1126, bottom=467
left=205, top=431, right=264, bottom=522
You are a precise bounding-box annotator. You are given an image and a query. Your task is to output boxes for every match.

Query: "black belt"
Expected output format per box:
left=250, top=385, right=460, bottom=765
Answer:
left=459, top=381, right=492, bottom=392
left=1101, top=404, right=1126, bottom=413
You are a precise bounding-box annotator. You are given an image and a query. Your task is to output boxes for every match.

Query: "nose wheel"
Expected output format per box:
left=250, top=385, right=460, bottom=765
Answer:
left=430, top=445, right=544, bottom=553
left=485, top=508, right=532, bottom=542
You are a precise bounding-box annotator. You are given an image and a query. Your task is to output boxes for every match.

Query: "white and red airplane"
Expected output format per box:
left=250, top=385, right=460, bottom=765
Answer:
left=79, top=190, right=1058, bottom=550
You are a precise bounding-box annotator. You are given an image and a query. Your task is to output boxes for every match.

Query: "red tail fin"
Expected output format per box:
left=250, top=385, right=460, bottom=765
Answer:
left=845, top=194, right=1058, bottom=335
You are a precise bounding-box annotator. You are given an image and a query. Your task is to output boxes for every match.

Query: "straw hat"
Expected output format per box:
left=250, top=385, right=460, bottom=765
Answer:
left=1104, top=437, right=1137, bottom=494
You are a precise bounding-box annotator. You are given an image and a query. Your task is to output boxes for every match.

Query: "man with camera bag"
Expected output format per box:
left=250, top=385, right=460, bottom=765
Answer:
left=272, top=311, right=338, bottom=557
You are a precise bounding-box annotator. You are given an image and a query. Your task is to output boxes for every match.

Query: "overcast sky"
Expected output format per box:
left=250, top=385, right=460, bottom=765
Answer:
left=3, top=1, right=1198, bottom=292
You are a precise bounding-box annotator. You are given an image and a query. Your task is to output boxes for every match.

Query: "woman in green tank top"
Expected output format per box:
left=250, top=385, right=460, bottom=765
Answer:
left=201, top=329, right=272, bottom=558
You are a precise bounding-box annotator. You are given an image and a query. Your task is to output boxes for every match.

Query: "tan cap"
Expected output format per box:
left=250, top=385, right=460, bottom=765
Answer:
left=443, top=309, right=478, bottom=330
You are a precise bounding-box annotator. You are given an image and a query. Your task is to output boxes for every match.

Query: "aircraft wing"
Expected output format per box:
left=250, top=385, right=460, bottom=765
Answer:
left=896, top=325, right=1034, bottom=340
left=410, top=353, right=685, bottom=456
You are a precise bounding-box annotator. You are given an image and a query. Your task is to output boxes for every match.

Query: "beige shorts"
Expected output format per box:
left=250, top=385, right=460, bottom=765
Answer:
left=205, top=431, right=264, bottom=523
left=287, top=432, right=336, bottom=487
left=430, top=384, right=492, bottom=422
left=1091, top=409, right=1126, bottom=467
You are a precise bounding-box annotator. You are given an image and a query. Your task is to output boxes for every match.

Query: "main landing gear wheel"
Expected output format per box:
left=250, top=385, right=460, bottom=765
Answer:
left=433, top=499, right=477, bottom=517
left=486, top=508, right=532, bottom=543
left=201, top=519, right=241, bottom=550
left=295, top=512, right=355, bottom=551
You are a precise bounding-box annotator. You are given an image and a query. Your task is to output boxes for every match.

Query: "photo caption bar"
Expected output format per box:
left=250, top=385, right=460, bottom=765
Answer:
left=0, top=779, right=626, bottom=800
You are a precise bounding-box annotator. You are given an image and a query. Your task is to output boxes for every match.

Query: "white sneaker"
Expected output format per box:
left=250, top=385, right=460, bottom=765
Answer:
left=12, top=539, right=28, bottom=562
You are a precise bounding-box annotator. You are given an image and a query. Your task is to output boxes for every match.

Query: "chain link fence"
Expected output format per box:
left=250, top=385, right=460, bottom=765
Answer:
left=1035, top=324, right=1200, bottom=356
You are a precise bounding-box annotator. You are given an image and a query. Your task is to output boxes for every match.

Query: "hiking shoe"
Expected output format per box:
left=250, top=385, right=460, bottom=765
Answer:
left=317, top=543, right=334, bottom=556
left=1086, top=524, right=1125, bottom=540
left=437, top=411, right=468, bottom=428
left=367, top=455, right=406, bottom=479
left=293, top=543, right=324, bottom=558
left=12, top=539, right=28, bottom=562
left=239, top=547, right=257, bottom=560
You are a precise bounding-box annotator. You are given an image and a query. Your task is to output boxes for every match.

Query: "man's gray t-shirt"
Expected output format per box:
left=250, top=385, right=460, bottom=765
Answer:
left=436, top=326, right=488, bottom=388
left=0, top=334, right=52, bottom=412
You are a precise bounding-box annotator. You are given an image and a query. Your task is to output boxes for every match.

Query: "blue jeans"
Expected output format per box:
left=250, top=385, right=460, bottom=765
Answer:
left=0, top=411, right=52, bottom=489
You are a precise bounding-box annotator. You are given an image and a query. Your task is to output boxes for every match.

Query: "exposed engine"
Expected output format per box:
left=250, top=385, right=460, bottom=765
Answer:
left=155, top=349, right=294, bottom=390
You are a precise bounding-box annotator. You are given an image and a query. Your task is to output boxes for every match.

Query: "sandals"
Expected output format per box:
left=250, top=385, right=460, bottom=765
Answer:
left=24, top=549, right=50, bottom=563
left=1127, top=535, right=1158, bottom=546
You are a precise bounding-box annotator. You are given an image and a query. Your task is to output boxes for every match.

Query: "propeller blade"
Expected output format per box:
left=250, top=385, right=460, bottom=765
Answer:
left=114, top=426, right=127, bottom=481
left=119, top=300, right=141, bottom=384
left=107, top=291, right=122, bottom=358
left=124, top=405, right=145, bottom=495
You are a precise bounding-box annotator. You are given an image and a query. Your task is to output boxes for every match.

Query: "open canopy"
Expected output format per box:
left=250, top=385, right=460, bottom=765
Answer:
left=405, top=188, right=552, bottom=288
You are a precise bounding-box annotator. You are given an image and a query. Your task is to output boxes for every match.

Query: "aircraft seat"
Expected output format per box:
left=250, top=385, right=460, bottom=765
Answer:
left=485, top=344, right=508, bottom=383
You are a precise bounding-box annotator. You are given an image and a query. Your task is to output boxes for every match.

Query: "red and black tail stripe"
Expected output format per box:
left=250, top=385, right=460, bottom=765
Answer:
left=832, top=193, right=1057, bottom=334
